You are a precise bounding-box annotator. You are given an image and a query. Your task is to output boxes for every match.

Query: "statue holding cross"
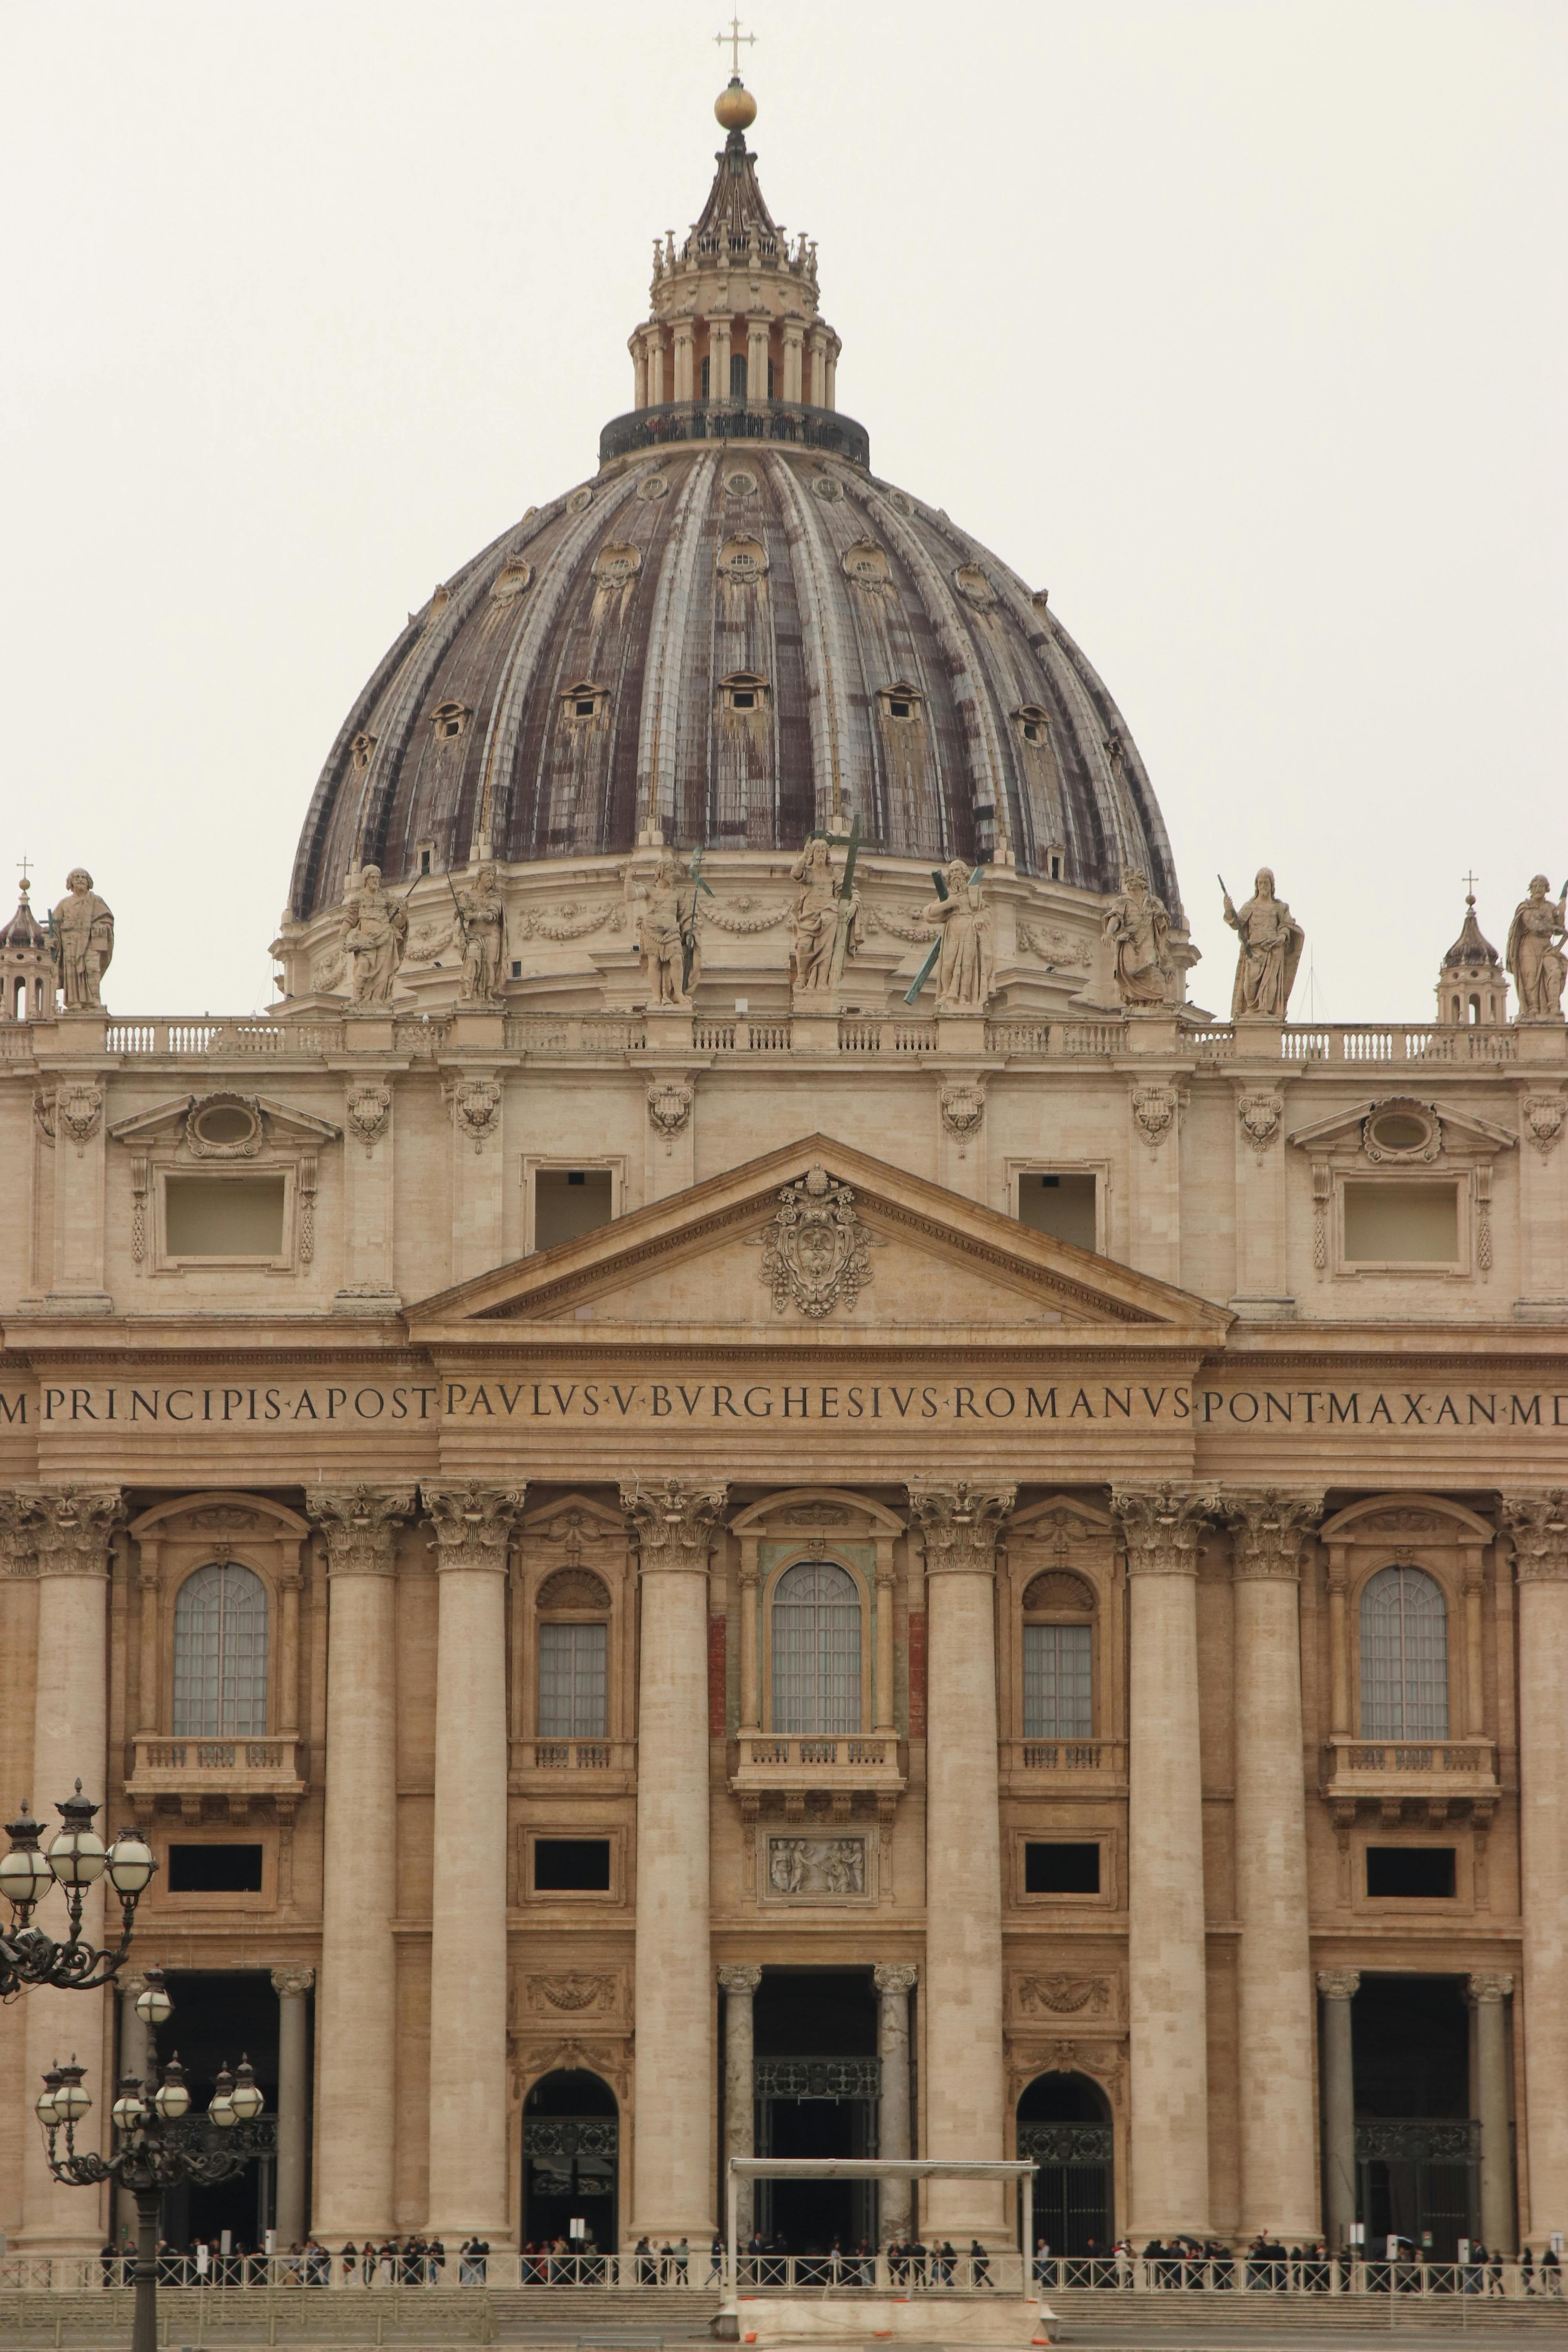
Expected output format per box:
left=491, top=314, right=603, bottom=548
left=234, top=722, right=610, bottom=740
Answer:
left=789, top=820, right=864, bottom=1000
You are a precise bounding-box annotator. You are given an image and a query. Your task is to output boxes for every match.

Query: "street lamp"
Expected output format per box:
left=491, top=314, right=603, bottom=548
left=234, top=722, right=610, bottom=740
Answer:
left=38, top=1980, right=269, bottom=2352
left=0, top=1784, right=156, bottom=1996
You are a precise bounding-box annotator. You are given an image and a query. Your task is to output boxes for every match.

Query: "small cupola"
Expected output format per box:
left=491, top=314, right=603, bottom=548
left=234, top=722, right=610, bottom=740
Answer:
left=1435, top=885, right=1508, bottom=1027
left=0, top=875, right=52, bottom=1021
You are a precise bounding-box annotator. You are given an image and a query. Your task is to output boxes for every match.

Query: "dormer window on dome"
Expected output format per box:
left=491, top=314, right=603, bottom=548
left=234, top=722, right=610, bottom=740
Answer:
left=561, top=681, right=610, bottom=727
left=1014, top=704, right=1052, bottom=747
left=431, top=701, right=471, bottom=742
left=719, top=670, right=769, bottom=715
left=878, top=684, right=924, bottom=725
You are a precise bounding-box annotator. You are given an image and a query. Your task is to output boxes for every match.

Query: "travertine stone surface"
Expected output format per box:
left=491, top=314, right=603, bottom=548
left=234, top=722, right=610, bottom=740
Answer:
left=874, top=1964, right=918, bottom=2244
left=1115, top=1485, right=1214, bottom=2238
left=1503, top=1494, right=1568, bottom=2248
left=1470, top=1971, right=1515, bottom=2252
left=272, top=1965, right=315, bottom=2249
left=719, top=1964, right=762, bottom=2241
left=1225, top=1491, right=1322, bottom=2238
left=1317, top=1971, right=1359, bottom=2252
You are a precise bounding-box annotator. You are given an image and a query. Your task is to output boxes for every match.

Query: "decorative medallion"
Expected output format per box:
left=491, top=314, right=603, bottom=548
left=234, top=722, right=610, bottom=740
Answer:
left=752, top=1165, right=876, bottom=1319
left=566, top=486, right=594, bottom=513
left=447, top=1076, right=502, bottom=1151
left=1523, top=1095, right=1566, bottom=1156
left=885, top=489, right=914, bottom=517
left=811, top=473, right=844, bottom=502
left=55, top=1082, right=104, bottom=1149
left=940, top=1079, right=985, bottom=1144
left=527, top=1972, right=615, bottom=2014
left=185, top=1095, right=264, bottom=1158
left=953, top=562, right=998, bottom=609
left=1016, top=1974, right=1111, bottom=2017
left=345, top=1082, right=392, bottom=1153
left=592, top=543, right=641, bottom=584
left=636, top=473, right=670, bottom=503
left=717, top=534, right=768, bottom=581
left=1236, top=1090, right=1283, bottom=1154
left=646, top=1078, right=694, bottom=1142
left=490, top=557, right=532, bottom=601
left=842, top=539, right=891, bottom=590
left=1131, top=1083, right=1179, bottom=1154
left=724, top=467, right=759, bottom=498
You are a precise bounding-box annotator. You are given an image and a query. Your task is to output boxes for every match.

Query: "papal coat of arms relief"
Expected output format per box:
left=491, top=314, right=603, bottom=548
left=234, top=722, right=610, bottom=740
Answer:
left=751, top=1165, right=877, bottom=1318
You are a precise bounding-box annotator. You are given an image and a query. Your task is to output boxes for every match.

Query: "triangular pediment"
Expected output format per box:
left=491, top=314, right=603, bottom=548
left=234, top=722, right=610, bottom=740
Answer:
left=405, top=1134, right=1229, bottom=1339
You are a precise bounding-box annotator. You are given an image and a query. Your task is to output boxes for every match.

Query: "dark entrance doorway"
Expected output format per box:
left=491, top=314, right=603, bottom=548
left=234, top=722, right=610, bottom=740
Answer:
left=1351, top=1976, right=1479, bottom=2261
left=750, top=1971, right=878, bottom=2254
left=150, top=1973, right=280, bottom=2252
left=1016, top=2074, right=1112, bottom=2258
left=523, top=2070, right=618, bottom=2254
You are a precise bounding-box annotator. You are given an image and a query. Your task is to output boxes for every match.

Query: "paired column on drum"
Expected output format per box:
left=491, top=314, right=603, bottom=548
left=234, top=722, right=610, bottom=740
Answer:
left=624, top=1479, right=728, bottom=2241
left=272, top=1966, right=315, bottom=2249
left=10, top=1488, right=123, bottom=2250
left=306, top=1486, right=415, bottom=2243
left=1470, top=1971, right=1515, bottom=2253
left=874, top=1965, right=918, bottom=2244
left=1504, top=1497, right=1568, bottom=2252
left=423, top=1483, right=526, bottom=2244
left=1113, top=1487, right=1212, bottom=2240
left=1224, top=1492, right=1323, bottom=2241
left=905, top=1482, right=1014, bottom=2246
left=1317, top=1971, right=1359, bottom=2250
left=719, top=1965, right=762, bottom=2241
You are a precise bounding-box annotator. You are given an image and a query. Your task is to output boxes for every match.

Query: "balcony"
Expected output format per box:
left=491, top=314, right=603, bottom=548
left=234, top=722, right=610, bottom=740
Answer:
left=1321, top=1734, right=1500, bottom=1826
left=730, top=1731, right=905, bottom=1814
left=125, top=1734, right=307, bottom=1826
left=599, top=397, right=870, bottom=469
left=1001, top=1737, right=1128, bottom=1796
left=513, top=1737, right=636, bottom=1797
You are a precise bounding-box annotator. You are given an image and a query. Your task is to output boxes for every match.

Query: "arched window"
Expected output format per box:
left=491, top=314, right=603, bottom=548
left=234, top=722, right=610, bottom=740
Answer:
left=1022, top=1572, right=1095, bottom=1740
left=1360, top=1565, right=1448, bottom=1738
left=537, top=1569, right=610, bottom=1739
left=172, top=1563, right=269, bottom=1736
left=771, top=1560, right=861, bottom=1735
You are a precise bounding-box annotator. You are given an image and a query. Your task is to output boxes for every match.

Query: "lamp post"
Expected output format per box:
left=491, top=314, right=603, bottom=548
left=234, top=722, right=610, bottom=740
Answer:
left=0, top=1784, right=156, bottom=1996
left=37, top=1973, right=270, bottom=2352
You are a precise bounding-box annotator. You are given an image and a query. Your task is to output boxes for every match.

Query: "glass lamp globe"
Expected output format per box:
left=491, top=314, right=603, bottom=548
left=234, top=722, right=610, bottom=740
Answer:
left=53, top=2061, right=92, bottom=2124
left=208, top=2065, right=236, bottom=2128
left=112, top=2080, right=148, bottom=2132
left=34, top=2069, right=61, bottom=2126
left=228, top=2058, right=265, bottom=2122
left=105, top=1829, right=156, bottom=1898
left=152, top=2059, right=190, bottom=2120
left=47, top=1794, right=106, bottom=1887
left=134, top=1969, right=173, bottom=2027
left=0, top=1812, right=53, bottom=1911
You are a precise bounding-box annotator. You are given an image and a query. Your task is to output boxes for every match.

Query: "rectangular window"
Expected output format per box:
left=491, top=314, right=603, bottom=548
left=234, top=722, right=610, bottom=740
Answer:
left=1022, top=1622, right=1093, bottom=1739
left=1367, top=1846, right=1456, bottom=1899
left=1342, top=1181, right=1459, bottom=1265
left=165, top=1176, right=286, bottom=1258
left=539, top=1622, right=608, bottom=1738
left=167, top=1844, right=264, bottom=1894
left=534, top=1838, right=611, bottom=1892
left=1025, top=1841, right=1100, bottom=1895
left=534, top=1168, right=613, bottom=1251
left=1017, top=1171, right=1097, bottom=1250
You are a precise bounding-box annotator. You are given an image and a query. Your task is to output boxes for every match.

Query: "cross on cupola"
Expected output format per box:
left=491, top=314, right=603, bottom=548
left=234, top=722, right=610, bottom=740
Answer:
left=715, top=14, right=756, bottom=74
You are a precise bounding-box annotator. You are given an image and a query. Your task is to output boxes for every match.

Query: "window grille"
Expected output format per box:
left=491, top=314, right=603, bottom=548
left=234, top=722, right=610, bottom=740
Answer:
left=539, top=1621, right=608, bottom=1739
left=1023, top=1621, right=1093, bottom=1739
left=172, top=1563, right=269, bottom=1737
left=771, top=1560, right=861, bottom=1735
left=1360, top=1565, right=1449, bottom=1738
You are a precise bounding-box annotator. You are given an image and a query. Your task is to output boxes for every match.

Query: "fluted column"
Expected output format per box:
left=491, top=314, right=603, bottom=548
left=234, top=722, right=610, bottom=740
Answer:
left=272, top=1966, right=315, bottom=2249
left=1317, top=1970, right=1359, bottom=2250
left=906, top=1481, right=1013, bottom=2244
left=780, top=319, right=804, bottom=403
left=306, top=1486, right=414, bottom=2241
left=1504, top=1495, right=1568, bottom=2251
left=15, top=1486, right=123, bottom=2250
left=672, top=322, right=695, bottom=404
left=874, top=1964, right=918, bottom=2244
left=1114, top=1485, right=1214, bottom=2238
left=423, top=1483, right=525, bottom=2242
left=1224, top=1490, right=1323, bottom=2239
left=720, top=1965, right=762, bottom=2241
left=709, top=315, right=732, bottom=401
left=623, top=1478, right=727, bottom=2240
left=1470, top=1971, right=1515, bottom=2252
left=631, top=332, right=648, bottom=410
left=747, top=319, right=769, bottom=402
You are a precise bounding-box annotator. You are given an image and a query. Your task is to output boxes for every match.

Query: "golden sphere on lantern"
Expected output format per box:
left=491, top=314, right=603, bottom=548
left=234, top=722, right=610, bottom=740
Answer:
left=715, top=77, right=757, bottom=131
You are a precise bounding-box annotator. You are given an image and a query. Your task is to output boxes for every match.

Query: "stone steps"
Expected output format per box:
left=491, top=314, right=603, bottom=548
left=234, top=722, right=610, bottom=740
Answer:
left=0, top=2285, right=723, bottom=2348
left=1047, top=2288, right=1568, bottom=2331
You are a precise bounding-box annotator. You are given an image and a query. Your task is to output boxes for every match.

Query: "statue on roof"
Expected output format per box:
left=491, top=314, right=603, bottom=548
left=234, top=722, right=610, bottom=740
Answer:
left=1506, top=875, right=1568, bottom=1019
left=455, top=863, right=508, bottom=1004
left=789, top=835, right=861, bottom=996
left=1103, top=869, right=1172, bottom=1007
left=923, top=859, right=995, bottom=1011
left=1223, top=868, right=1304, bottom=1020
left=49, top=868, right=114, bottom=1010
left=342, top=864, right=407, bottom=1005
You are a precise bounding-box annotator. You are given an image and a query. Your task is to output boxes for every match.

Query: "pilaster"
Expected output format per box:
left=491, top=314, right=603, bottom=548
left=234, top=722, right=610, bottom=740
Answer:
left=443, top=1067, right=506, bottom=1283
left=1501, top=1493, right=1568, bottom=2248
left=336, top=1074, right=400, bottom=1313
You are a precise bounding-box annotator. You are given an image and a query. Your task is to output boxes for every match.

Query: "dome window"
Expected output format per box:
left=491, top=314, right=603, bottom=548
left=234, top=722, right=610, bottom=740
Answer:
left=878, top=683, right=924, bottom=725
left=1013, top=704, right=1052, bottom=748
left=719, top=671, right=769, bottom=715
left=431, top=701, right=472, bottom=742
left=350, top=732, right=377, bottom=772
left=561, top=681, right=610, bottom=727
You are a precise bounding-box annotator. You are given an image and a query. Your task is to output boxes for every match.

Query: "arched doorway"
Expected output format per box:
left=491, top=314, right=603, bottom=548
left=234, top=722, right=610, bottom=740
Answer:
left=1017, top=2073, right=1112, bottom=2257
left=522, top=2070, right=618, bottom=2254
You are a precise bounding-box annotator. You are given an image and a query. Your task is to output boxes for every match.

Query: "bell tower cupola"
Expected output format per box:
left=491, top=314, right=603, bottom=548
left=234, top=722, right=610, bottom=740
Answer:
left=1436, top=882, right=1508, bottom=1027
left=0, top=871, right=53, bottom=1022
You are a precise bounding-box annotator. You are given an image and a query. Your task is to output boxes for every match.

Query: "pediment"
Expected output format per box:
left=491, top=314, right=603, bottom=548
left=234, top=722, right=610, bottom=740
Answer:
left=406, top=1134, right=1229, bottom=1339
left=108, top=1091, right=341, bottom=1155
left=1287, top=1093, right=1515, bottom=1161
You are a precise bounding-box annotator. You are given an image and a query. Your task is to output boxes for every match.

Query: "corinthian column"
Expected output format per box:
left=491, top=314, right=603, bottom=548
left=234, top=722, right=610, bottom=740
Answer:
left=306, top=1486, right=414, bottom=2241
left=719, top=1965, right=762, bottom=2241
left=1317, top=1971, right=1359, bottom=2251
left=874, top=1964, right=918, bottom=2243
left=905, top=1481, right=1014, bottom=2245
left=622, top=1479, right=727, bottom=2241
left=1469, top=1972, right=1515, bottom=2253
left=12, top=1487, right=123, bottom=2251
left=1113, top=1485, right=1214, bottom=2239
left=271, top=1966, right=316, bottom=2249
left=1503, top=1492, right=1568, bottom=2251
left=423, top=1483, right=525, bottom=2243
left=1223, top=1490, right=1322, bottom=2240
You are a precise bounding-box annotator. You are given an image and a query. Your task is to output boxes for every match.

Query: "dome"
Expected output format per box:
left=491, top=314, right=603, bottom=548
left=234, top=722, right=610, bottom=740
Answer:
left=288, top=83, right=1181, bottom=930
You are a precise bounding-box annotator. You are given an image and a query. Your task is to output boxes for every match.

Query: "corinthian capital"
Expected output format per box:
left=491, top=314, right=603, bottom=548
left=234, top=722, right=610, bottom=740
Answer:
left=1112, top=1485, right=1216, bottom=1576
left=718, top=1963, right=763, bottom=1995
left=271, top=1965, right=316, bottom=1999
left=1468, top=1971, right=1514, bottom=2004
left=306, top=1485, right=417, bottom=1577
left=0, top=1493, right=44, bottom=1579
left=1316, top=1969, right=1360, bottom=2001
left=1502, top=1492, right=1568, bottom=1583
left=421, top=1482, right=526, bottom=1572
left=1221, top=1489, right=1324, bottom=1581
left=9, top=1486, right=125, bottom=1578
left=873, top=1963, right=919, bottom=1996
left=620, top=1478, right=728, bottom=1569
left=905, top=1482, right=1015, bottom=1574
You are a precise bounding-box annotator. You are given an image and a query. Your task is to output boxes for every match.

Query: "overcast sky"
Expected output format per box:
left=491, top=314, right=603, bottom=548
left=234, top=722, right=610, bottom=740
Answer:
left=4, top=0, right=1564, bottom=1019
